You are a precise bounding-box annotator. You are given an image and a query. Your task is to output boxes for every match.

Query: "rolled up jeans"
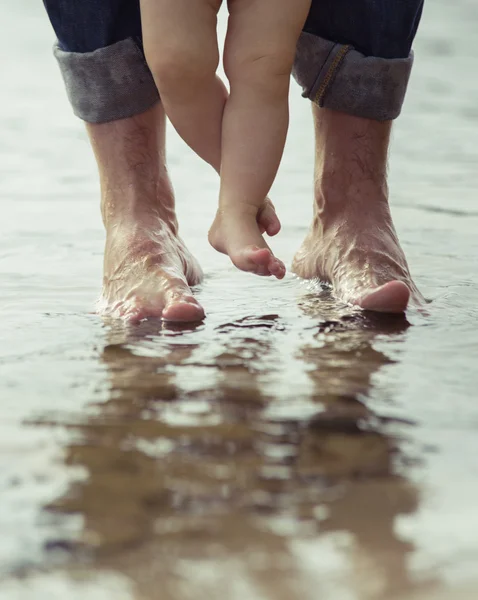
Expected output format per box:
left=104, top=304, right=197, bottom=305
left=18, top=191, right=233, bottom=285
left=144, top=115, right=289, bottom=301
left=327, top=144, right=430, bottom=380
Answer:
left=43, top=0, right=424, bottom=124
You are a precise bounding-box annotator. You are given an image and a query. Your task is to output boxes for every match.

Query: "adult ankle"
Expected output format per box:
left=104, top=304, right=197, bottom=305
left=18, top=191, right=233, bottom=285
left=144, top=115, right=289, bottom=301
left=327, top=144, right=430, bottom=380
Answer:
left=101, top=189, right=178, bottom=234
left=313, top=177, right=391, bottom=230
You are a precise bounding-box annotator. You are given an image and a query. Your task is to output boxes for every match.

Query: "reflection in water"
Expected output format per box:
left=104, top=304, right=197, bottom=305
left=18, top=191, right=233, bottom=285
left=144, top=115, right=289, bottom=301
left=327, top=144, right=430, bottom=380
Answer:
left=46, top=304, right=439, bottom=599
left=2, top=0, right=477, bottom=597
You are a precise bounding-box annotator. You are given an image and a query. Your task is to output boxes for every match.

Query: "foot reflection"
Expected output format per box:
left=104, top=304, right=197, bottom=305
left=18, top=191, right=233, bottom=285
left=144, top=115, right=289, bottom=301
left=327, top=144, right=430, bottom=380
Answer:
left=46, top=306, right=439, bottom=599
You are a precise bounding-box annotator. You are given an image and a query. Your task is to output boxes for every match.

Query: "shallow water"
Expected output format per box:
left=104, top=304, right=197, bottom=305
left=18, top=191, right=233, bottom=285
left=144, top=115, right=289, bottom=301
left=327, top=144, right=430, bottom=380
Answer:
left=1, top=1, right=478, bottom=599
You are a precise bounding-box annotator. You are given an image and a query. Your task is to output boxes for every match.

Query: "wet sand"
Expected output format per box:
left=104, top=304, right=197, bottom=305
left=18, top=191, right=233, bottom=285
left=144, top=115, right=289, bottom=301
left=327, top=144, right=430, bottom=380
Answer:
left=1, top=1, right=478, bottom=599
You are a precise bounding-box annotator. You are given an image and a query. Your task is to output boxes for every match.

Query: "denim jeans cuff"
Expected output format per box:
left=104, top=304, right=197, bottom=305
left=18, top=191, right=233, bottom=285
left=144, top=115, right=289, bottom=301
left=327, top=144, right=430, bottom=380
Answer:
left=293, top=32, right=414, bottom=121
left=54, top=38, right=159, bottom=123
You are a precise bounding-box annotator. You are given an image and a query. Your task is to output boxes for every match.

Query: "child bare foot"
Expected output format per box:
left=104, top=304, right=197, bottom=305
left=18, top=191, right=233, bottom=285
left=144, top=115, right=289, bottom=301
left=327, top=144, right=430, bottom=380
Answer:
left=209, top=207, right=286, bottom=279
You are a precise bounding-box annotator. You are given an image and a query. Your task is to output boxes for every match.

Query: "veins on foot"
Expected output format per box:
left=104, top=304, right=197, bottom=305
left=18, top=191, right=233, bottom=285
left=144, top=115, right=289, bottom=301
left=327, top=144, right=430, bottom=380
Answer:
left=99, top=218, right=204, bottom=323
left=293, top=204, right=424, bottom=314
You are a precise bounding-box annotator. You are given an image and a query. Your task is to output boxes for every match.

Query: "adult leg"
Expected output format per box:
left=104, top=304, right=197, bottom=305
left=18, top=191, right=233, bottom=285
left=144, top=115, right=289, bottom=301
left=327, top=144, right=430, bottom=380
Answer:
left=140, top=0, right=226, bottom=170
left=293, top=0, right=425, bottom=312
left=43, top=0, right=204, bottom=321
left=91, top=104, right=204, bottom=322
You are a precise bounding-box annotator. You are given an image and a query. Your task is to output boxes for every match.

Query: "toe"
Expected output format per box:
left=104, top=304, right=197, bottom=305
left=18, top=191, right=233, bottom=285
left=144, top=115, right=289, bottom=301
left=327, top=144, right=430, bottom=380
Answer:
left=269, top=258, right=286, bottom=280
left=162, top=285, right=205, bottom=322
left=112, top=296, right=158, bottom=322
left=258, top=201, right=281, bottom=237
left=162, top=300, right=205, bottom=322
left=357, top=281, right=410, bottom=314
left=249, top=247, right=273, bottom=266
left=123, top=306, right=147, bottom=323
left=235, top=246, right=273, bottom=273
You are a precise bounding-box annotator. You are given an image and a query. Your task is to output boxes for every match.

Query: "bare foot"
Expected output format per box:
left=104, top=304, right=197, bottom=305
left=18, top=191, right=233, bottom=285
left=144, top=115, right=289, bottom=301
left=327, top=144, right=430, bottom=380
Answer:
left=84, top=104, right=205, bottom=323
left=294, top=107, right=425, bottom=314
left=208, top=202, right=285, bottom=279
left=99, top=217, right=204, bottom=323
left=292, top=202, right=424, bottom=314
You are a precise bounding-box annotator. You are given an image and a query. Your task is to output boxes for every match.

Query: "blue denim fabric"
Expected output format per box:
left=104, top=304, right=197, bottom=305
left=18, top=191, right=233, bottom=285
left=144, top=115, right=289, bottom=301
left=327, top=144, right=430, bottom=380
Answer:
left=44, top=0, right=424, bottom=58
left=42, top=0, right=425, bottom=123
left=43, top=0, right=142, bottom=53
left=304, top=0, right=424, bottom=59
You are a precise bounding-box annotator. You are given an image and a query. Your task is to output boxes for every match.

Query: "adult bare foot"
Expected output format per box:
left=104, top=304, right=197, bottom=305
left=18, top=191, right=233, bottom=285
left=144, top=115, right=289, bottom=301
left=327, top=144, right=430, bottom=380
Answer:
left=88, top=104, right=205, bottom=323
left=208, top=205, right=286, bottom=279
left=99, top=215, right=204, bottom=323
left=293, top=199, right=423, bottom=313
left=293, top=107, right=424, bottom=314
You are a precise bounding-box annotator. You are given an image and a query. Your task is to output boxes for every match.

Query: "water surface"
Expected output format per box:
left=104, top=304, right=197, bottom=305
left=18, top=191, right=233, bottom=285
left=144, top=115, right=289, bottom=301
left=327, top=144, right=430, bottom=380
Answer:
left=1, top=1, right=478, bottom=599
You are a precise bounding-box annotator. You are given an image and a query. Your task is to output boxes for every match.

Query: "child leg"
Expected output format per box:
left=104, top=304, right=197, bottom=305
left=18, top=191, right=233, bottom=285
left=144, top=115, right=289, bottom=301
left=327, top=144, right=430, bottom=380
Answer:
left=140, top=0, right=225, bottom=169
left=140, top=0, right=281, bottom=238
left=208, top=0, right=311, bottom=278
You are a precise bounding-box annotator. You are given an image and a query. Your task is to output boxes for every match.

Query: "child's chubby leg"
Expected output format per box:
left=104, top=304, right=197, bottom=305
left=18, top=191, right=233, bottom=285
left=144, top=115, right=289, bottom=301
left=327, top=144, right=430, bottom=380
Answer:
left=208, top=0, right=311, bottom=279
left=139, top=0, right=281, bottom=245
left=140, top=0, right=225, bottom=169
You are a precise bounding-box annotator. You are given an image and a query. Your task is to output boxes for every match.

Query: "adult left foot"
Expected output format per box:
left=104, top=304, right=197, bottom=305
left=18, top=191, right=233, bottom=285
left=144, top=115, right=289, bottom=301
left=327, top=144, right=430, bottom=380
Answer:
left=99, top=213, right=205, bottom=323
left=293, top=198, right=424, bottom=313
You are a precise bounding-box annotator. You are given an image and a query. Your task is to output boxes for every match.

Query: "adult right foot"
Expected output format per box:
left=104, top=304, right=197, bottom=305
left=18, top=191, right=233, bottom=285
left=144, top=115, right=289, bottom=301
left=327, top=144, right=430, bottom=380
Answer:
left=99, top=214, right=204, bottom=323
